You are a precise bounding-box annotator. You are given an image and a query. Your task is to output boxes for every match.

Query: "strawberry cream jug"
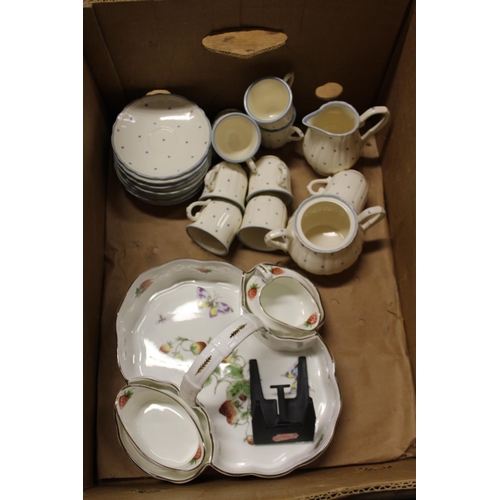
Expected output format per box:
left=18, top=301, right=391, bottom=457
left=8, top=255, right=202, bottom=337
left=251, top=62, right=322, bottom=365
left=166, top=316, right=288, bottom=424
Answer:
left=302, top=101, right=390, bottom=176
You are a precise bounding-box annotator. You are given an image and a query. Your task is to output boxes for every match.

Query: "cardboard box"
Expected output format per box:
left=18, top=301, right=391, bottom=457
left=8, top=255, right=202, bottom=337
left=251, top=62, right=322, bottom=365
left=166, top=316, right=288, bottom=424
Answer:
left=83, top=1, right=416, bottom=497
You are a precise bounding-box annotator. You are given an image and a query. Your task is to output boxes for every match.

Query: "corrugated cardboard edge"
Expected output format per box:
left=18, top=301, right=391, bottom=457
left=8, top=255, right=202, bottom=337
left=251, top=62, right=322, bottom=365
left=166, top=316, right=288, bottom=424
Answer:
left=83, top=459, right=415, bottom=499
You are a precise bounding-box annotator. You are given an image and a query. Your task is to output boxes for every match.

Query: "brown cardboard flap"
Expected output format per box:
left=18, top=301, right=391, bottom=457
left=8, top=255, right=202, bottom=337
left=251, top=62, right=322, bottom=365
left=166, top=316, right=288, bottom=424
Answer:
left=85, top=459, right=415, bottom=499
left=88, top=0, right=412, bottom=119
left=83, top=58, right=110, bottom=488
left=96, top=139, right=416, bottom=481
left=378, top=4, right=416, bottom=380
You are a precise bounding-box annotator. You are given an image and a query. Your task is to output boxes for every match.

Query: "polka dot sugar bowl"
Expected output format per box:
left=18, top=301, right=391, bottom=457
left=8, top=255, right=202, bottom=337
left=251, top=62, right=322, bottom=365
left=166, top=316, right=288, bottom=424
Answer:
left=111, top=92, right=212, bottom=205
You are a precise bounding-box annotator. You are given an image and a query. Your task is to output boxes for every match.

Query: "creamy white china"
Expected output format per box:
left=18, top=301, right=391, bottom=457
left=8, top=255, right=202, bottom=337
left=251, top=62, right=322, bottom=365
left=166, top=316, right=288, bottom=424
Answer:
left=264, top=194, right=386, bottom=275
left=115, top=259, right=341, bottom=479
left=237, top=195, right=288, bottom=252
left=260, top=112, right=304, bottom=150
left=114, top=381, right=213, bottom=484
left=115, top=384, right=205, bottom=470
left=307, top=169, right=368, bottom=214
left=243, top=263, right=324, bottom=341
left=244, top=73, right=295, bottom=130
left=179, top=313, right=266, bottom=406
left=247, top=155, right=293, bottom=206
left=185, top=199, right=243, bottom=256
left=302, top=101, right=390, bottom=176
left=112, top=93, right=211, bottom=179
left=199, top=161, right=248, bottom=212
left=212, top=112, right=261, bottom=173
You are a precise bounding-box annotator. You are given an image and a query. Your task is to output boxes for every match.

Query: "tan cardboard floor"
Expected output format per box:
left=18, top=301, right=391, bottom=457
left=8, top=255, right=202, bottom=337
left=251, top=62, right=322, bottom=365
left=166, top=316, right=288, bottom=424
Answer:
left=96, top=140, right=416, bottom=480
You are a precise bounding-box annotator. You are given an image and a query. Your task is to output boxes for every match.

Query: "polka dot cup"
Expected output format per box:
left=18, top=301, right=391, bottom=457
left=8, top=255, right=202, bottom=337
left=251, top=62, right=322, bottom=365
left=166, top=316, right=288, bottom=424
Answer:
left=307, top=170, right=368, bottom=214
left=199, top=162, right=248, bottom=213
left=246, top=155, right=293, bottom=206
left=302, top=101, right=390, bottom=176
left=237, top=195, right=288, bottom=252
left=186, top=199, right=243, bottom=256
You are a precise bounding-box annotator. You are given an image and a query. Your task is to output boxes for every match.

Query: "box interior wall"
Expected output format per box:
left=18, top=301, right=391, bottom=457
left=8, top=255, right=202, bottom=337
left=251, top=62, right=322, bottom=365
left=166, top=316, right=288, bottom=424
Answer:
left=83, top=1, right=416, bottom=497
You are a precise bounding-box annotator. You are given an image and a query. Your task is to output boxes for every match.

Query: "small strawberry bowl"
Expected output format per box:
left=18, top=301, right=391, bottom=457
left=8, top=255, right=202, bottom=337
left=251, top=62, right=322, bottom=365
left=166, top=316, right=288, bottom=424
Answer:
left=115, top=383, right=207, bottom=471
left=242, top=263, right=325, bottom=344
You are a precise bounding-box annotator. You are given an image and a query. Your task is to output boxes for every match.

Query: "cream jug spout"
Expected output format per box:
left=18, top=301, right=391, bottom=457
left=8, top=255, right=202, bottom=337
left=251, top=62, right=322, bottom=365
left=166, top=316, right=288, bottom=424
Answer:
left=302, top=101, right=360, bottom=136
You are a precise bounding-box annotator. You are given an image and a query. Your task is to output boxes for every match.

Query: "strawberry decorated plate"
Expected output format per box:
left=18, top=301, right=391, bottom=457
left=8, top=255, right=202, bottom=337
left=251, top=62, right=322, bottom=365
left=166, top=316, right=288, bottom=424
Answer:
left=116, top=259, right=342, bottom=480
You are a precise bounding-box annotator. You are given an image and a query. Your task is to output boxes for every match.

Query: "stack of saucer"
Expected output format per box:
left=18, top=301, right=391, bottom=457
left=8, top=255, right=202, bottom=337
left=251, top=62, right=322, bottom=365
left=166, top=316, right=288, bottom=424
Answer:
left=111, top=93, right=212, bottom=205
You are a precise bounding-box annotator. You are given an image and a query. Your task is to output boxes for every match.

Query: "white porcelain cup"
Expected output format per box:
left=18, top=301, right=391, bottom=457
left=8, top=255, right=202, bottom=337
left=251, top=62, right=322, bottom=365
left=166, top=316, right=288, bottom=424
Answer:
left=212, top=112, right=261, bottom=173
left=185, top=199, right=243, bottom=256
left=244, top=73, right=295, bottom=131
left=247, top=155, right=293, bottom=206
left=260, top=116, right=304, bottom=150
left=180, top=314, right=266, bottom=405
left=199, top=162, right=248, bottom=212
left=307, top=169, right=368, bottom=213
left=237, top=195, right=288, bottom=252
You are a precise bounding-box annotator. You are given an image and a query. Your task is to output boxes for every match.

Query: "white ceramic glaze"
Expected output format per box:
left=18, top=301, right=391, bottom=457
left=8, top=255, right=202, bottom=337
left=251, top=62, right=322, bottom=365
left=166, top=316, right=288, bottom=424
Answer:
left=244, top=73, right=295, bottom=130
left=112, top=93, right=212, bottom=179
left=199, top=162, right=248, bottom=212
left=302, top=101, right=390, bottom=176
left=186, top=199, right=243, bottom=256
left=247, top=155, right=293, bottom=206
left=237, top=195, right=288, bottom=252
left=260, top=112, right=304, bottom=150
left=307, top=169, right=369, bottom=213
left=242, top=263, right=325, bottom=341
left=264, top=194, right=386, bottom=275
left=212, top=112, right=261, bottom=172
left=114, top=381, right=213, bottom=484
left=179, top=313, right=266, bottom=406
left=116, top=384, right=205, bottom=470
left=115, top=259, right=341, bottom=479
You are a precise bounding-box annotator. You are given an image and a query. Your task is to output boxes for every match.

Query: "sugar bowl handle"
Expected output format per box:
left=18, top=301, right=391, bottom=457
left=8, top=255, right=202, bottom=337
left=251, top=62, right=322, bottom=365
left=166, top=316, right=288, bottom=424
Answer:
left=358, top=206, right=386, bottom=232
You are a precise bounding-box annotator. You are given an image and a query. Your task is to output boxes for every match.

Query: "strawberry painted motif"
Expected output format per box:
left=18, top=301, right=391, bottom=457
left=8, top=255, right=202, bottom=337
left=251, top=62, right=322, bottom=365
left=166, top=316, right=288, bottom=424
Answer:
left=219, top=400, right=238, bottom=424
left=190, top=445, right=202, bottom=463
left=270, top=266, right=284, bottom=275
left=304, top=312, right=318, bottom=327
left=159, top=343, right=171, bottom=354
left=247, top=283, right=259, bottom=300
left=118, top=390, right=133, bottom=409
left=135, top=279, right=153, bottom=297
left=195, top=268, right=212, bottom=274
left=245, top=436, right=254, bottom=445
left=190, top=341, right=207, bottom=355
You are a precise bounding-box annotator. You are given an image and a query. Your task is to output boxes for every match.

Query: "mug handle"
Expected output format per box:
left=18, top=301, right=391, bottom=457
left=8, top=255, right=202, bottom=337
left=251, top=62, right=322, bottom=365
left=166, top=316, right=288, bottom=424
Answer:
left=283, top=72, right=295, bottom=88
left=246, top=158, right=258, bottom=174
left=359, top=106, right=391, bottom=144
left=204, top=164, right=221, bottom=191
left=264, top=228, right=291, bottom=252
left=358, top=206, right=386, bottom=232
left=179, top=314, right=265, bottom=406
left=307, top=177, right=330, bottom=195
left=287, top=126, right=304, bottom=142
left=277, top=163, right=289, bottom=187
left=186, top=200, right=210, bottom=221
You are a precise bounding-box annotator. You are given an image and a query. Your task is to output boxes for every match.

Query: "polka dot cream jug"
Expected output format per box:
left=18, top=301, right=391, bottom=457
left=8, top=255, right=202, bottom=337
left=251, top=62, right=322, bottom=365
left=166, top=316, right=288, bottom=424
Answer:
left=302, top=101, right=390, bottom=176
